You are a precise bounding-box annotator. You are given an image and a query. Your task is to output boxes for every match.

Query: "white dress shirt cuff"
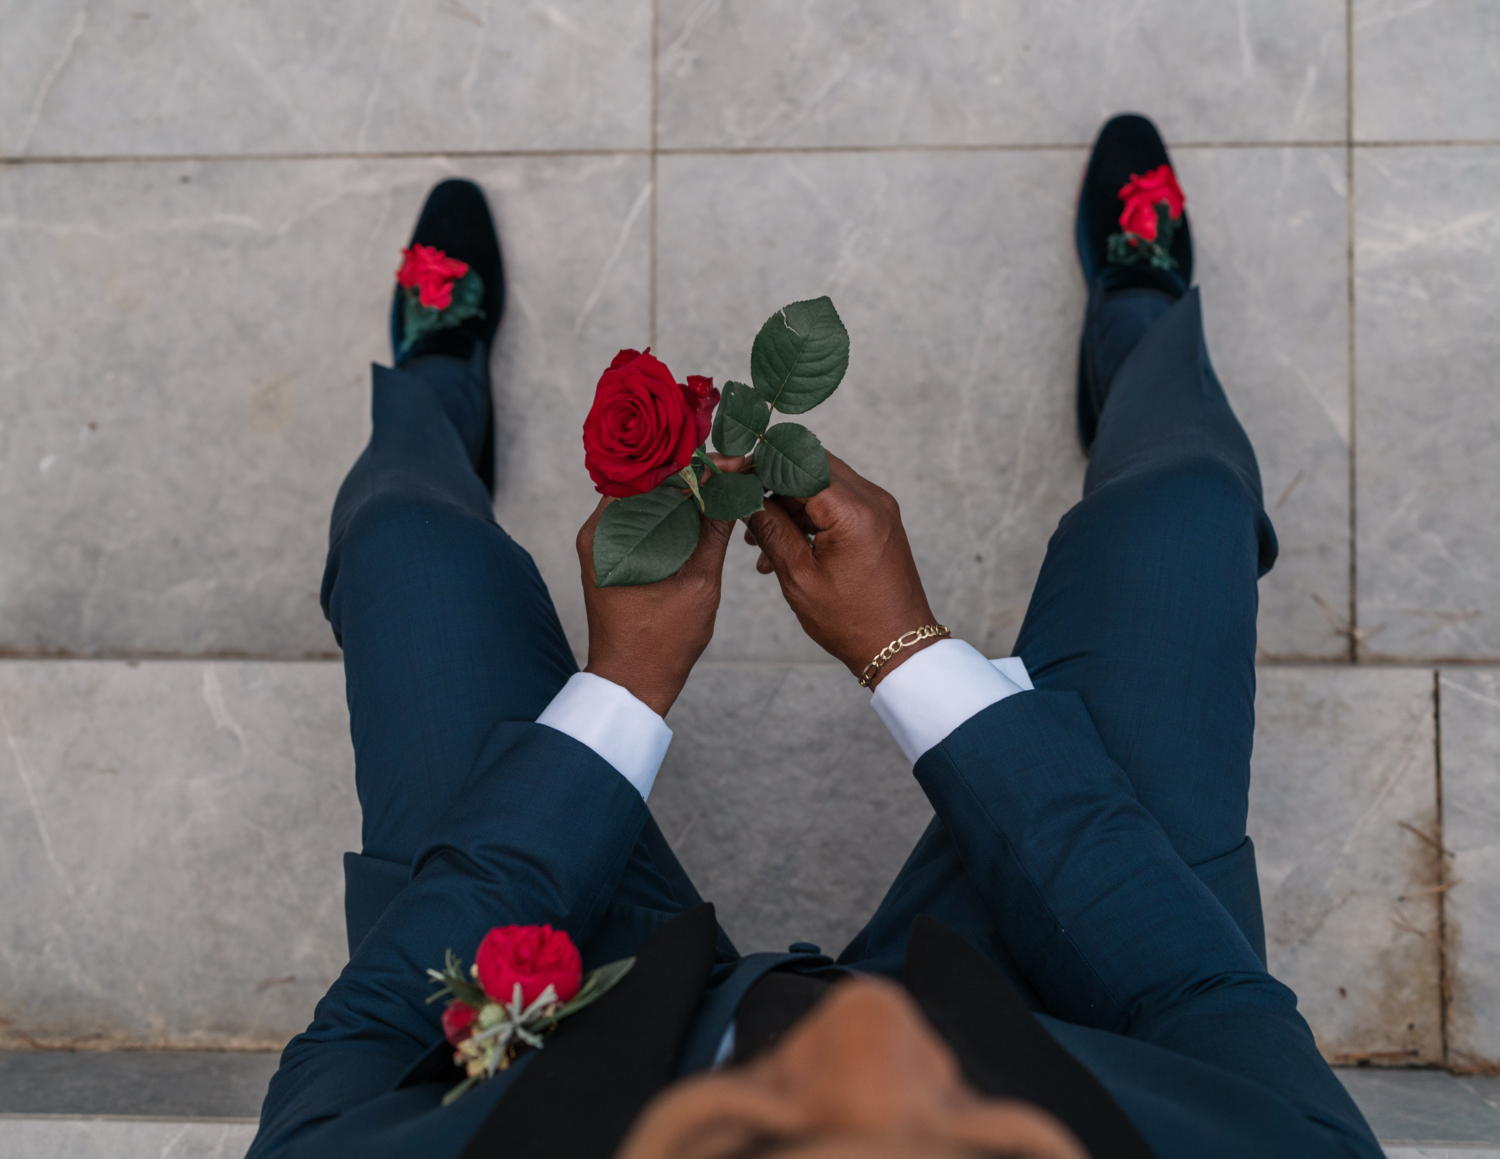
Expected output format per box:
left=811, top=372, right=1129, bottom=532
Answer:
left=869, top=638, right=1033, bottom=764
left=536, top=672, right=672, bottom=801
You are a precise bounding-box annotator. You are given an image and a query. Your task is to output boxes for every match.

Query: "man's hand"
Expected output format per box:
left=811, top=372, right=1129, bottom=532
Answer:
left=576, top=466, right=741, bottom=717
left=745, top=453, right=938, bottom=689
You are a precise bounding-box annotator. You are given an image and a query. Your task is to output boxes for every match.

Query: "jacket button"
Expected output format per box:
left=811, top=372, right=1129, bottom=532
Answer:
left=788, top=942, right=821, bottom=955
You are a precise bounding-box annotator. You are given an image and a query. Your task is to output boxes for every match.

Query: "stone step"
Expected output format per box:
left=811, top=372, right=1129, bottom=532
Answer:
left=3, top=658, right=1494, bottom=1068
left=0, top=1053, right=1493, bottom=1157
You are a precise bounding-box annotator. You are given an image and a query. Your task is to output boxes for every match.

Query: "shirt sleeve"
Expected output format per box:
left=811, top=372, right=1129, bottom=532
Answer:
left=868, top=638, right=1033, bottom=763
left=535, top=672, right=673, bottom=800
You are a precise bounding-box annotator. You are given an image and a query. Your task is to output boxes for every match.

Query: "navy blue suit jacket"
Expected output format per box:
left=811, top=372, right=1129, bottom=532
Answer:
left=248, top=690, right=1382, bottom=1159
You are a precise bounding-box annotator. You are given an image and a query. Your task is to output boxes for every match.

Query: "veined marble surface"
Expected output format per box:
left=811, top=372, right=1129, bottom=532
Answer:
left=2, top=0, right=1499, bottom=1084
left=0, top=657, right=1473, bottom=1059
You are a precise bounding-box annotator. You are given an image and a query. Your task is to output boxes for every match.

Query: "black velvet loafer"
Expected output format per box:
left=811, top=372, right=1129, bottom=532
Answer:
left=1075, top=114, right=1192, bottom=450
left=390, top=179, right=505, bottom=491
left=390, top=179, right=505, bottom=365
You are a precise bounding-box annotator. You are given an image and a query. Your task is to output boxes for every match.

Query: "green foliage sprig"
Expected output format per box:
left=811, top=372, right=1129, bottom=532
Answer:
left=398, top=269, right=485, bottom=357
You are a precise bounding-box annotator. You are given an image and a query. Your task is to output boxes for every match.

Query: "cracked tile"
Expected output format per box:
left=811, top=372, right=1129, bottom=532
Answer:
left=1249, top=665, right=1443, bottom=1063
left=1439, top=667, right=1500, bottom=1066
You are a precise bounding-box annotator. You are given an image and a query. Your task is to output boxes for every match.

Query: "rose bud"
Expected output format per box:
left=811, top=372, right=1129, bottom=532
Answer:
left=441, top=1000, right=479, bottom=1046
left=474, top=925, right=583, bottom=1008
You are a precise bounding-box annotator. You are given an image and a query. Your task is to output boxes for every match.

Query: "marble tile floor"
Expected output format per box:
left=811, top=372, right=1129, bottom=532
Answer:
left=3, top=0, right=1500, bottom=1148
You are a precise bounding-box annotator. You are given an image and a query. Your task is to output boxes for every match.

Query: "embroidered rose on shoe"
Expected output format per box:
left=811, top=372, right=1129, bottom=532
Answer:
left=582, top=348, right=720, bottom=498
left=428, top=924, right=634, bottom=1105
left=397, top=244, right=469, bottom=309
left=1106, top=164, right=1186, bottom=271
left=394, top=244, right=486, bottom=356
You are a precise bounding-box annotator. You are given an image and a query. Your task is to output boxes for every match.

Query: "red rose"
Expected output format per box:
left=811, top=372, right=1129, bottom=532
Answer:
left=1118, top=194, right=1162, bottom=240
left=1116, top=165, right=1185, bottom=240
left=474, top=925, right=582, bottom=1008
left=582, top=349, right=720, bottom=498
left=396, top=244, right=470, bottom=310
left=441, top=1000, right=478, bottom=1045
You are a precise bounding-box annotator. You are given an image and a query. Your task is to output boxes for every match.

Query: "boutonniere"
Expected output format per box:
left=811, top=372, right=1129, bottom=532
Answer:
left=582, top=297, right=849, bottom=587
left=427, top=924, right=634, bottom=1105
left=395, top=243, right=485, bottom=357
left=1106, top=164, right=1186, bottom=271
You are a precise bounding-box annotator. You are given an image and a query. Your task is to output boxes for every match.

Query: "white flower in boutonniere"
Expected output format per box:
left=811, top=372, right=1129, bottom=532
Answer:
left=427, top=924, right=634, bottom=1106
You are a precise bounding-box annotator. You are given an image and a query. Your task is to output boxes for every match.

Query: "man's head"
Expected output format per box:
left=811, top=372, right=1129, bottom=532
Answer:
left=617, top=975, right=1086, bottom=1159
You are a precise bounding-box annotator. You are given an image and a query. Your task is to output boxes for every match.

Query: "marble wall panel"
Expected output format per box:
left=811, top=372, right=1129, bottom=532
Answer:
left=655, top=146, right=1350, bottom=662
left=1249, top=666, right=1443, bottom=1063
left=1355, top=0, right=1500, bottom=142
left=0, top=154, right=650, bottom=656
left=1173, top=146, right=1352, bottom=659
left=0, top=660, right=356, bottom=1048
left=656, top=148, right=1087, bottom=663
left=651, top=662, right=931, bottom=957
left=0, top=656, right=1463, bottom=1057
left=1439, top=667, right=1500, bottom=1066
left=657, top=0, right=1346, bottom=149
left=1355, top=148, right=1500, bottom=660
left=0, top=0, right=651, bottom=157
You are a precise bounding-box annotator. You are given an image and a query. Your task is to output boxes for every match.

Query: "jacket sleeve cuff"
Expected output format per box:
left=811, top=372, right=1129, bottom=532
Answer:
left=869, top=639, right=1032, bottom=763
left=536, top=672, right=672, bottom=800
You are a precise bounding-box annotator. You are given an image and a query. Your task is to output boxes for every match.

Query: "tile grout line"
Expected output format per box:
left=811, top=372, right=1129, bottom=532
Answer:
left=2, top=653, right=1500, bottom=668
left=1345, top=0, right=1360, bottom=664
left=649, top=0, right=659, bottom=349
left=1434, top=669, right=1452, bottom=1064
left=7, top=140, right=1500, bottom=168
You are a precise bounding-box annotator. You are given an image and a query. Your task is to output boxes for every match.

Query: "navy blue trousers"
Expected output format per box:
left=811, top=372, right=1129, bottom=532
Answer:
left=321, top=288, right=1277, bottom=985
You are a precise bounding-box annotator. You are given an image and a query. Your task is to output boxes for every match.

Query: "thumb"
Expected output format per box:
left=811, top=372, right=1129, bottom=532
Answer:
left=682, top=510, right=734, bottom=578
left=746, top=499, right=813, bottom=581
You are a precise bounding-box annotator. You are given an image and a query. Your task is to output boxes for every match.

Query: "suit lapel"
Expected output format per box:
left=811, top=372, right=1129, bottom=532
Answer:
left=458, top=902, right=718, bottom=1159
left=904, top=915, right=1157, bottom=1159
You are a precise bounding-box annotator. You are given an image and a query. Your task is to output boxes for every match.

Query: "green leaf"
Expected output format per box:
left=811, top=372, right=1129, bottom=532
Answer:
left=426, top=948, right=487, bottom=1008
left=749, top=297, right=849, bottom=415
left=540, top=957, right=636, bottom=1028
left=699, top=470, right=765, bottom=520
left=711, top=381, right=771, bottom=455
left=593, top=486, right=701, bottom=588
left=753, top=423, right=830, bottom=497
left=399, top=269, right=486, bottom=356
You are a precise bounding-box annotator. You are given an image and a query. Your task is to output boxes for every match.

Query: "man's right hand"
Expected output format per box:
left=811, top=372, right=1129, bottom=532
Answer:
left=745, top=453, right=939, bottom=689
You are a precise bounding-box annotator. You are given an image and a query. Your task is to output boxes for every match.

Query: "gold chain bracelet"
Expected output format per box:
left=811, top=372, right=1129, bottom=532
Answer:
left=858, top=624, right=950, bottom=688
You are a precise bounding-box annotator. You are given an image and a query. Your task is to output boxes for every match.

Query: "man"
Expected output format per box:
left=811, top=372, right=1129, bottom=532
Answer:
left=247, top=116, right=1383, bottom=1158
